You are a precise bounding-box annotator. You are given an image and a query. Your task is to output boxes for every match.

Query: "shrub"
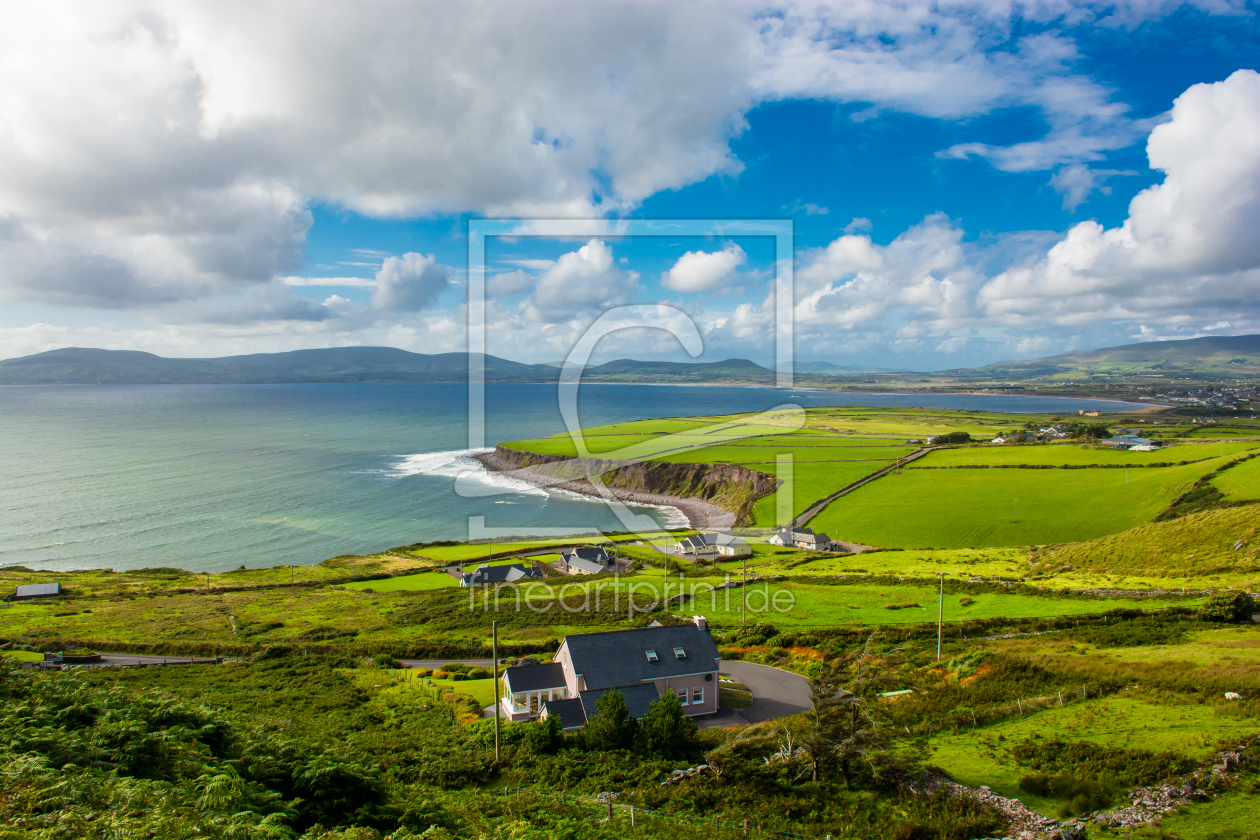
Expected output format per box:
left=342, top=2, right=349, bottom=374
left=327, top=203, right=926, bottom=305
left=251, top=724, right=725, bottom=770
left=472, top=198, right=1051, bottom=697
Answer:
left=440, top=662, right=471, bottom=673
left=958, top=597, right=974, bottom=607
left=1200, top=591, right=1257, bottom=623
left=732, top=622, right=779, bottom=646
left=373, top=652, right=402, bottom=669
left=929, top=431, right=971, bottom=445
left=466, top=667, right=492, bottom=680
left=1018, top=772, right=1114, bottom=817
left=450, top=673, right=469, bottom=681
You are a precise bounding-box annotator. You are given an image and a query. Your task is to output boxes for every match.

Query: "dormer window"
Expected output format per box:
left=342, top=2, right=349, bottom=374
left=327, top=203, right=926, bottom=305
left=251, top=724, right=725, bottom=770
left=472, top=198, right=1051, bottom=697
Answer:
left=645, top=650, right=658, bottom=662
left=674, top=647, right=686, bottom=659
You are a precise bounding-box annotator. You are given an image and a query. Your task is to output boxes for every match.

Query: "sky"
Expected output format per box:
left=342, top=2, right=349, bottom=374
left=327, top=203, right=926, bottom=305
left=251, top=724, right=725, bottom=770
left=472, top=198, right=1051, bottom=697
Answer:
left=1, top=1, right=1259, bottom=371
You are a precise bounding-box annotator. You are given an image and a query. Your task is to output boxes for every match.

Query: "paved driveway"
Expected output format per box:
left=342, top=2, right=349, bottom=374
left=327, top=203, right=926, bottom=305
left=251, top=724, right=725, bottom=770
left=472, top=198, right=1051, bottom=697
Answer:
left=718, top=660, right=812, bottom=724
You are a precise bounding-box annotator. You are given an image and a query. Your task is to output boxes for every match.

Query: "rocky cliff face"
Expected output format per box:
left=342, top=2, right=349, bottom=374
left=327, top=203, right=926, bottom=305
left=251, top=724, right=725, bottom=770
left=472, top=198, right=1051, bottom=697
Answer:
left=489, top=445, right=778, bottom=526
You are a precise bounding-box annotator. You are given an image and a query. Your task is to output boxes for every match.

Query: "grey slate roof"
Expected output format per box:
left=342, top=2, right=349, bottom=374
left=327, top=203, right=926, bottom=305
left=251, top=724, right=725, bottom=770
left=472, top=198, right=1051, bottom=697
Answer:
left=565, top=547, right=610, bottom=563
left=461, top=563, right=542, bottom=586
left=579, top=684, right=661, bottom=722
left=563, top=556, right=605, bottom=575
left=502, top=662, right=567, bottom=693
left=563, top=624, right=720, bottom=691
left=15, top=582, right=60, bottom=598
left=541, top=697, right=587, bottom=730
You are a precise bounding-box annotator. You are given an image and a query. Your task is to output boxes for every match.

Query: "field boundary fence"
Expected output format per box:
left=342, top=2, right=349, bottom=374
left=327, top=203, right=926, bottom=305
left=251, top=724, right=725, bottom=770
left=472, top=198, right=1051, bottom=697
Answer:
left=488, top=786, right=849, bottom=839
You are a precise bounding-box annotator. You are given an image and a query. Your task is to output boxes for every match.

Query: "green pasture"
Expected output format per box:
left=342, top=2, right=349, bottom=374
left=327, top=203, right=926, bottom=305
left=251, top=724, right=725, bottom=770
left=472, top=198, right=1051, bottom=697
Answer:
left=749, top=460, right=897, bottom=528
left=652, top=440, right=915, bottom=465
left=0, top=649, right=44, bottom=662
left=375, top=669, right=499, bottom=708
left=920, top=440, right=1259, bottom=467
left=346, top=570, right=462, bottom=591
left=1160, top=792, right=1260, bottom=839
left=929, top=697, right=1260, bottom=814
left=810, top=455, right=1234, bottom=549
left=1212, top=454, right=1260, bottom=501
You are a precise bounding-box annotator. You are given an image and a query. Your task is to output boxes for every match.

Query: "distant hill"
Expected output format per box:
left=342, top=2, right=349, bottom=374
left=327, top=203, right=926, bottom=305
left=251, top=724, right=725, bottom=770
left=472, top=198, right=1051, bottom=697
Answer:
left=581, top=358, right=774, bottom=382
left=794, top=361, right=897, bottom=374
left=951, top=334, right=1260, bottom=379
left=0, top=347, right=558, bottom=385
left=0, top=348, right=779, bottom=385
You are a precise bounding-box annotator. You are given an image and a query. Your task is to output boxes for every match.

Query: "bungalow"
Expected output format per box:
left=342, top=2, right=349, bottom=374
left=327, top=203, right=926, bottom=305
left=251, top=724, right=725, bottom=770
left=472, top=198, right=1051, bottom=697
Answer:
left=769, top=527, right=833, bottom=551
left=558, top=546, right=614, bottom=575
left=499, top=618, right=721, bottom=728
left=13, top=582, right=60, bottom=599
left=456, top=563, right=543, bottom=587
left=673, top=532, right=751, bottom=559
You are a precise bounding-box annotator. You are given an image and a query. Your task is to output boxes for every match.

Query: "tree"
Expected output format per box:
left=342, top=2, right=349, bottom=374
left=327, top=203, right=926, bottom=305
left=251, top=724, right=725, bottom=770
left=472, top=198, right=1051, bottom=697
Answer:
left=1200, top=591, right=1257, bottom=623
left=803, top=635, right=921, bottom=790
left=638, top=689, right=699, bottom=759
left=583, top=690, right=638, bottom=751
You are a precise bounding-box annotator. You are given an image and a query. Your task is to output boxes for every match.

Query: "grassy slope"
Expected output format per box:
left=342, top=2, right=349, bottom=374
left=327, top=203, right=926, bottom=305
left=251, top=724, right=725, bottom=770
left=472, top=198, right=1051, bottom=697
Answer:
left=810, top=455, right=1236, bottom=549
left=1030, top=505, right=1260, bottom=577
left=1213, top=452, right=1260, bottom=500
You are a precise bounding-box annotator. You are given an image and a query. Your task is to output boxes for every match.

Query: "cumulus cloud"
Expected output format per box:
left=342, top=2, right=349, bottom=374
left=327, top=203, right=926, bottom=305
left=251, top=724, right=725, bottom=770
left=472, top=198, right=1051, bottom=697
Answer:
left=487, top=269, right=535, bottom=297
left=370, top=253, right=452, bottom=311
left=979, top=70, right=1260, bottom=325
left=0, top=0, right=1217, bottom=319
left=1047, top=164, right=1137, bottom=211
left=663, top=243, right=747, bottom=292
left=529, top=239, right=639, bottom=323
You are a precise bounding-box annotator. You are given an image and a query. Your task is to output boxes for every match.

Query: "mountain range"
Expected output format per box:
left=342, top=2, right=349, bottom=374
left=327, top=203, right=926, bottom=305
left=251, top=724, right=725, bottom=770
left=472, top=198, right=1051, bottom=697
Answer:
left=2, top=334, right=1257, bottom=385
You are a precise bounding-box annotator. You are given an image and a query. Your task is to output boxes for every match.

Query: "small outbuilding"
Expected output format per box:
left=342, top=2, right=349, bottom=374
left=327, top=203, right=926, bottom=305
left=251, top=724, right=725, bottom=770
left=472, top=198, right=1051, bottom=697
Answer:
left=14, top=582, right=61, bottom=599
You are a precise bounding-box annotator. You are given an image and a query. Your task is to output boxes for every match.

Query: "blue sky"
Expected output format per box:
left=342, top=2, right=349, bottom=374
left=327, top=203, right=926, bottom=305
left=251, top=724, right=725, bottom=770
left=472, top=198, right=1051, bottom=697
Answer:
left=2, top=2, right=1259, bottom=370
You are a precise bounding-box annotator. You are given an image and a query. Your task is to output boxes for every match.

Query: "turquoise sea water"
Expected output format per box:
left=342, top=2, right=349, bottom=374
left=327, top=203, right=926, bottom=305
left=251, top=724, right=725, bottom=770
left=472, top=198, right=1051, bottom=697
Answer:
left=0, top=383, right=1146, bottom=573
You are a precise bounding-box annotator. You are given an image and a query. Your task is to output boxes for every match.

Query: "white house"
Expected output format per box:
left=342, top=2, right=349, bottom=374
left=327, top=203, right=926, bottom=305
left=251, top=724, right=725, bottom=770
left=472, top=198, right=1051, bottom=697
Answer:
left=558, top=547, right=614, bottom=575
left=672, top=532, right=751, bottom=559
left=769, top=527, right=833, bottom=551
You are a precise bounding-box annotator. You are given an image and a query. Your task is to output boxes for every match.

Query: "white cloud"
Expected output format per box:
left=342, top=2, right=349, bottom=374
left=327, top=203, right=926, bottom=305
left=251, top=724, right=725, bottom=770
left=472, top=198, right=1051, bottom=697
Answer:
left=979, top=70, right=1260, bottom=325
left=1047, top=164, right=1137, bottom=211
left=370, top=253, right=452, bottom=311
left=663, top=243, right=747, bottom=292
left=528, top=239, right=639, bottom=323
left=283, top=276, right=377, bottom=288
left=487, top=269, right=534, bottom=297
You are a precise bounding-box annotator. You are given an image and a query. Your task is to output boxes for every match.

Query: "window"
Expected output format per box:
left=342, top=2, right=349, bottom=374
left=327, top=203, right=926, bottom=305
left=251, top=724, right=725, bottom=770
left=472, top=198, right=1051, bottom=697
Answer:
left=692, top=686, right=704, bottom=704
left=645, top=650, right=658, bottom=662
left=676, top=688, right=688, bottom=705
left=673, top=647, right=686, bottom=659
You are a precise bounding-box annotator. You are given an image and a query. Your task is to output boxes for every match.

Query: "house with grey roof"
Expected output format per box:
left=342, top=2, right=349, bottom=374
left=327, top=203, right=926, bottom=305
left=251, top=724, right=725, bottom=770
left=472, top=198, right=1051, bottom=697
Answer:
left=455, top=563, right=542, bottom=587
left=13, top=582, right=61, bottom=599
left=558, top=546, right=613, bottom=575
left=1099, top=434, right=1160, bottom=450
left=770, top=527, right=834, bottom=551
left=498, top=618, right=721, bottom=727
left=673, top=532, right=751, bottom=559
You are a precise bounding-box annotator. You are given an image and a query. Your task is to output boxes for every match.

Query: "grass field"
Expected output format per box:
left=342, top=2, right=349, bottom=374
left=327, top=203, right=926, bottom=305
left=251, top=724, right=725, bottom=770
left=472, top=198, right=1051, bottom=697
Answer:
left=920, top=440, right=1259, bottom=467
left=1159, top=792, right=1260, bottom=839
left=1212, top=453, right=1260, bottom=501
left=809, top=455, right=1235, bottom=548
left=928, top=696, right=1260, bottom=813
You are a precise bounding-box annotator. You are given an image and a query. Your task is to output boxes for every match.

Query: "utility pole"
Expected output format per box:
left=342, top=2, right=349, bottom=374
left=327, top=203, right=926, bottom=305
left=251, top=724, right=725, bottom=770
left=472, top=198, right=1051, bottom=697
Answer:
left=937, top=574, right=945, bottom=662
left=492, top=620, right=500, bottom=762
left=742, top=553, right=747, bottom=626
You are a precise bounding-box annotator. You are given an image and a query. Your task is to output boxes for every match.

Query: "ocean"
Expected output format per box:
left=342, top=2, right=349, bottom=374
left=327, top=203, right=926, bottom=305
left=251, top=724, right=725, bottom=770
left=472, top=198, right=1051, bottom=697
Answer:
left=0, top=383, right=1147, bottom=573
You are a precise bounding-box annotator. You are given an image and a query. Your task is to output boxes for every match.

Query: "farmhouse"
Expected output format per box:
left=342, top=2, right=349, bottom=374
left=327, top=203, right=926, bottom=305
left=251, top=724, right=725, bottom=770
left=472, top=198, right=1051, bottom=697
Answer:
left=558, top=546, right=614, bottom=575
left=499, top=618, right=721, bottom=727
left=1100, top=434, right=1160, bottom=450
left=672, top=532, right=751, bottom=559
left=770, top=527, right=833, bottom=551
left=13, top=582, right=61, bottom=599
left=453, top=563, right=542, bottom=587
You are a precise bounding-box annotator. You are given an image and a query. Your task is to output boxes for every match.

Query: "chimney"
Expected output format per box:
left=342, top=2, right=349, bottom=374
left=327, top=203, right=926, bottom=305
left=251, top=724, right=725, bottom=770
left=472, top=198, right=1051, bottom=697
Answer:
left=693, top=615, right=707, bottom=630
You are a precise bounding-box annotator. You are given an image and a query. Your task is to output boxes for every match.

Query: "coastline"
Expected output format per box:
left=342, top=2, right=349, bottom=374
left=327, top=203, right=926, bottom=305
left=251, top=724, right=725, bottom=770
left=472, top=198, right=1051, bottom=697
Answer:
left=472, top=450, right=736, bottom=531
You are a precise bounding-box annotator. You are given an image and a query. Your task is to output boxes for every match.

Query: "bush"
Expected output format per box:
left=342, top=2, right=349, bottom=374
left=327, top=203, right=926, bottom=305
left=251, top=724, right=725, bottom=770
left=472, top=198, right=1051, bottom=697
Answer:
left=450, top=673, right=469, bottom=681
left=373, top=652, right=402, bottom=669
left=929, top=431, right=971, bottom=445
left=440, top=662, right=471, bottom=673
left=1200, top=591, right=1257, bottom=623
left=466, top=667, right=492, bottom=680
left=1018, top=772, right=1114, bottom=817
left=731, top=622, right=779, bottom=646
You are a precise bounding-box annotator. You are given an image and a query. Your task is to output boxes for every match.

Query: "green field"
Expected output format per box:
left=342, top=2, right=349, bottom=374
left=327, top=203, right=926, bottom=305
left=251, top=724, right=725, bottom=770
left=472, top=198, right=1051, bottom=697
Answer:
left=1213, top=453, right=1260, bottom=501
left=920, top=440, right=1259, bottom=467
left=929, top=696, right=1260, bottom=813
left=810, top=455, right=1234, bottom=548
